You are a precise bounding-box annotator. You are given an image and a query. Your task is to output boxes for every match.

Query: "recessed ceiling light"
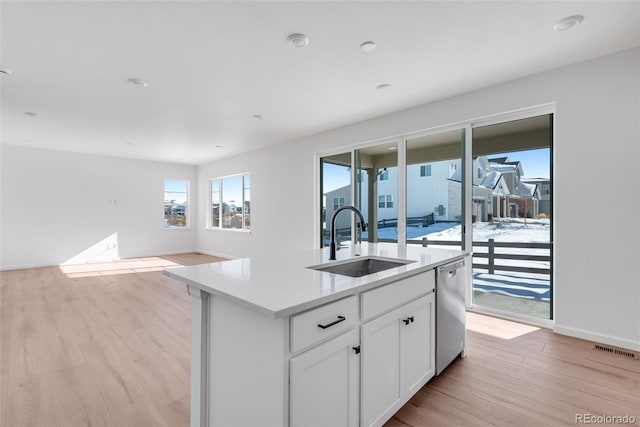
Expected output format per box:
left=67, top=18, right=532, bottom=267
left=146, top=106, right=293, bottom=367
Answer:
left=24, top=112, right=43, bottom=118
left=0, top=67, right=12, bottom=77
left=252, top=114, right=264, bottom=121
left=376, top=83, right=392, bottom=91
left=553, top=15, right=584, bottom=32
left=387, top=146, right=396, bottom=150
left=127, top=78, right=148, bottom=88
left=360, top=41, right=377, bottom=53
left=287, top=33, right=310, bottom=48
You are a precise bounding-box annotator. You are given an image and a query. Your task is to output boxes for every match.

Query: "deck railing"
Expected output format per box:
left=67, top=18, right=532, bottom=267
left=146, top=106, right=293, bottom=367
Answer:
left=421, top=237, right=551, bottom=276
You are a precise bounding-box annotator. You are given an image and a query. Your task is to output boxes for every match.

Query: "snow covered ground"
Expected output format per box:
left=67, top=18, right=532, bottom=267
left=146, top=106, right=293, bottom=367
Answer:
left=363, top=217, right=550, bottom=243
left=361, top=218, right=551, bottom=302
left=425, top=218, right=550, bottom=244
left=387, top=218, right=552, bottom=301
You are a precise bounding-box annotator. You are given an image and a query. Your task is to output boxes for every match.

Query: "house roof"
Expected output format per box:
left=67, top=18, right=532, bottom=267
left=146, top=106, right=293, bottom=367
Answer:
left=324, top=184, right=351, bottom=197
left=480, top=171, right=505, bottom=190
left=522, top=177, right=550, bottom=184
left=488, top=163, right=518, bottom=173
left=519, top=182, right=538, bottom=197
left=488, top=157, right=509, bottom=164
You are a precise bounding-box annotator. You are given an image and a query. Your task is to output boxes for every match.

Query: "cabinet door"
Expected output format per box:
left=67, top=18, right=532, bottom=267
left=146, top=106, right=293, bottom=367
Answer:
left=402, top=294, right=435, bottom=396
left=360, top=306, right=403, bottom=427
left=290, top=329, right=359, bottom=427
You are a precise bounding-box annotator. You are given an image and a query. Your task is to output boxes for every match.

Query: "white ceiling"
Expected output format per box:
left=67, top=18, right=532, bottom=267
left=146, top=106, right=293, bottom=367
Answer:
left=1, top=1, right=639, bottom=165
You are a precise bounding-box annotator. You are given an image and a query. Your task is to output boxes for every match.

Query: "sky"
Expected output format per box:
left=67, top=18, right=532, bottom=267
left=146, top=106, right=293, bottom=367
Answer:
left=323, top=162, right=351, bottom=193
left=489, top=148, right=550, bottom=179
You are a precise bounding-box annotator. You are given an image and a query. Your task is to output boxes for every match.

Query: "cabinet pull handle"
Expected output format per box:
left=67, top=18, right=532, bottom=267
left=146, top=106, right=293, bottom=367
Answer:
left=353, top=346, right=361, bottom=355
left=317, top=315, right=346, bottom=329
left=403, top=316, right=415, bottom=325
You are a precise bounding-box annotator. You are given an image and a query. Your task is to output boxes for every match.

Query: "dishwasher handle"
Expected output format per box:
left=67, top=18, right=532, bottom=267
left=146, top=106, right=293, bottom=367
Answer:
left=437, top=259, right=465, bottom=277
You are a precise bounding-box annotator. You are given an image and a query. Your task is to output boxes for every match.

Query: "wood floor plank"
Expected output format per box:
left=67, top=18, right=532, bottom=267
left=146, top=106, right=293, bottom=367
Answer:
left=79, top=333, right=170, bottom=427
left=49, top=364, right=114, bottom=427
left=110, top=324, right=189, bottom=407
left=3, top=373, right=58, bottom=427
left=158, top=394, right=190, bottom=427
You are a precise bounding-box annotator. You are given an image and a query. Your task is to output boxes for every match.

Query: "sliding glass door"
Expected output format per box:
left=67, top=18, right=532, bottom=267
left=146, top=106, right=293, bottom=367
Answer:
left=317, top=111, right=554, bottom=323
left=471, top=114, right=553, bottom=320
left=320, top=152, right=352, bottom=248
left=354, top=142, right=399, bottom=243
left=406, top=129, right=465, bottom=249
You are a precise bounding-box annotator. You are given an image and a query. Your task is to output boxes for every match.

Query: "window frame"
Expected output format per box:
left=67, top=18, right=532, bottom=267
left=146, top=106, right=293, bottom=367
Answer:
left=164, top=178, right=190, bottom=229
left=420, top=164, right=432, bottom=177
left=207, top=173, right=251, bottom=232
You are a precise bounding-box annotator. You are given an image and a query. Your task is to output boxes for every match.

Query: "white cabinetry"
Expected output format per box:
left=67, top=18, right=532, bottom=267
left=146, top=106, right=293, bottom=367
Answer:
left=290, top=329, right=360, bottom=427
left=185, top=266, right=442, bottom=427
left=361, top=293, right=435, bottom=427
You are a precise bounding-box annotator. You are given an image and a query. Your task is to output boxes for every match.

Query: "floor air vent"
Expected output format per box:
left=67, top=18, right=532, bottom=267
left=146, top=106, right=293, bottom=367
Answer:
left=594, top=344, right=637, bottom=360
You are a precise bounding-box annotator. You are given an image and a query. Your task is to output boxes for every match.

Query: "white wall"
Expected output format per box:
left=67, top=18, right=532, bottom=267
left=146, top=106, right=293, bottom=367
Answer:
left=197, top=48, right=640, bottom=350
left=0, top=145, right=197, bottom=269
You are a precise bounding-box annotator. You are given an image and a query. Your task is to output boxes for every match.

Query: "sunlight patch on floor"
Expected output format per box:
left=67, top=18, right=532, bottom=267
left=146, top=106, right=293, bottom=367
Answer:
left=466, top=311, right=541, bottom=340
left=59, top=256, right=182, bottom=278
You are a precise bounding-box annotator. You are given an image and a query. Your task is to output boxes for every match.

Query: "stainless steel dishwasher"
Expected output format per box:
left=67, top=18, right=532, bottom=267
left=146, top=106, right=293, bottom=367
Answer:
left=436, top=258, right=466, bottom=375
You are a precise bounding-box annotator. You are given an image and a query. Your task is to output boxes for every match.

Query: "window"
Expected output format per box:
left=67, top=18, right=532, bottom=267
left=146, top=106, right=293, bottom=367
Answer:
left=164, top=179, right=189, bottom=228
left=378, top=195, right=393, bottom=208
left=208, top=173, right=251, bottom=230
left=210, top=180, right=221, bottom=228
left=379, top=170, right=389, bottom=180
left=420, top=165, right=432, bottom=177
left=333, top=196, right=345, bottom=210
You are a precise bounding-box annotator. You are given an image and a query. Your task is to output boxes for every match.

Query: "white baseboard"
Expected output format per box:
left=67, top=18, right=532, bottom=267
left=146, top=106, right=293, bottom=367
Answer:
left=0, top=262, right=56, bottom=271
left=195, top=248, right=236, bottom=260
left=554, top=324, right=640, bottom=352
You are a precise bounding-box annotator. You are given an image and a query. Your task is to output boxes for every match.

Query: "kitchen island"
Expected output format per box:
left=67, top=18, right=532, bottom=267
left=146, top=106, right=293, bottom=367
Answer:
left=165, top=243, right=467, bottom=427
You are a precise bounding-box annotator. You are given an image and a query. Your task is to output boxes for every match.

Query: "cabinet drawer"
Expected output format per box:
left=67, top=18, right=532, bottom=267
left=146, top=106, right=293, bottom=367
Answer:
left=290, top=296, right=358, bottom=353
left=361, top=270, right=435, bottom=321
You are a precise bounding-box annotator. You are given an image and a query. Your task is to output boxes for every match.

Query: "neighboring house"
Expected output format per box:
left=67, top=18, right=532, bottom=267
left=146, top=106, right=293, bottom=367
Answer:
left=523, top=178, right=551, bottom=217
left=407, top=160, right=459, bottom=221
left=325, top=184, right=353, bottom=231
left=326, top=155, right=544, bottom=228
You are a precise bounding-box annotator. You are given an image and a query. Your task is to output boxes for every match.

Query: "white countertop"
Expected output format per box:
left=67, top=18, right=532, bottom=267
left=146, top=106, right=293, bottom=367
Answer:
left=164, top=243, right=467, bottom=319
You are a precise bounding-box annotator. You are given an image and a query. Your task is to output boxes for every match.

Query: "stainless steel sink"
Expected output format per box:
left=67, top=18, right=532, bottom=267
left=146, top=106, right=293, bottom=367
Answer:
left=308, top=257, right=415, bottom=278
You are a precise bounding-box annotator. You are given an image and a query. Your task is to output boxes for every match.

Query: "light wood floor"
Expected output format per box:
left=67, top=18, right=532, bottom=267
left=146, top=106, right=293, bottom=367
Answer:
left=0, top=253, right=224, bottom=427
left=2, top=254, right=639, bottom=427
left=389, top=313, right=640, bottom=427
